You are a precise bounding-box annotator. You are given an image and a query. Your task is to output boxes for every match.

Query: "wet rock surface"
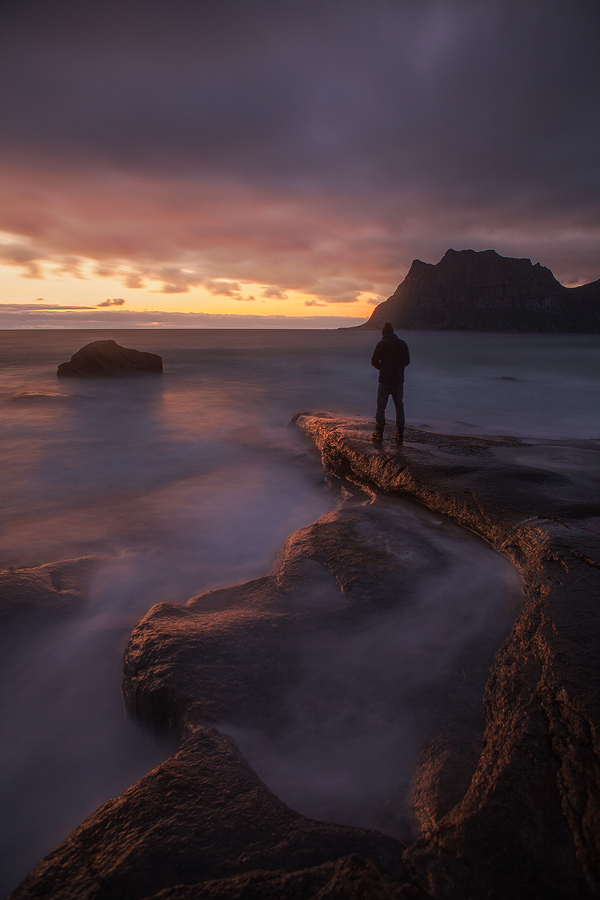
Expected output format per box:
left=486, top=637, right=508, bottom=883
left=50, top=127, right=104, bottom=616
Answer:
left=147, top=854, right=418, bottom=900
left=122, top=499, right=519, bottom=842
left=0, top=556, right=103, bottom=625
left=57, top=339, right=163, bottom=377
left=9, top=413, right=600, bottom=899
left=294, top=413, right=600, bottom=899
left=10, top=725, right=405, bottom=900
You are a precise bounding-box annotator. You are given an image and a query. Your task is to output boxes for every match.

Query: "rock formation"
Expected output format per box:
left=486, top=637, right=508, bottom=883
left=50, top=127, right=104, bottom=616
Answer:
left=293, top=414, right=600, bottom=899
left=361, top=248, right=600, bottom=332
left=0, top=556, right=103, bottom=624
left=8, top=415, right=600, bottom=900
left=57, top=340, right=163, bottom=377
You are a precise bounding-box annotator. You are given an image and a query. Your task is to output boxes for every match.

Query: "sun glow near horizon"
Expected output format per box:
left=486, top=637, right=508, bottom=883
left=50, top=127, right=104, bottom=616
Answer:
left=0, top=254, right=380, bottom=328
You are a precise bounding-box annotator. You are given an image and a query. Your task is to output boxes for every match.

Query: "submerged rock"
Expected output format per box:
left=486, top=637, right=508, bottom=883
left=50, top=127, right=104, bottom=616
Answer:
left=0, top=556, right=103, bottom=624
left=57, top=340, right=163, bottom=377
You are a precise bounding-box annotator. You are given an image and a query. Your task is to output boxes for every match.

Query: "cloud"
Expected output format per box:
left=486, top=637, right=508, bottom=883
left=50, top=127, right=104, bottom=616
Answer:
left=124, top=272, right=145, bottom=288
left=155, top=266, right=205, bottom=294
left=50, top=256, right=85, bottom=278
left=0, top=241, right=45, bottom=278
left=150, top=267, right=247, bottom=298
left=0, top=302, right=96, bottom=311
left=203, top=279, right=243, bottom=298
left=94, top=263, right=115, bottom=277
left=0, top=0, right=598, bottom=298
left=97, top=297, right=125, bottom=307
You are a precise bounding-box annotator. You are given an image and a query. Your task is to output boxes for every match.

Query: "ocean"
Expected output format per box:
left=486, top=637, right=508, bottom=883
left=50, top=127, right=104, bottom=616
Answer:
left=1, top=328, right=599, bottom=892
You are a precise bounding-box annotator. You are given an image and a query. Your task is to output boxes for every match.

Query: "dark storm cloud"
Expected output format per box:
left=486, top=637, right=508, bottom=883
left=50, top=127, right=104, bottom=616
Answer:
left=0, top=0, right=599, bottom=295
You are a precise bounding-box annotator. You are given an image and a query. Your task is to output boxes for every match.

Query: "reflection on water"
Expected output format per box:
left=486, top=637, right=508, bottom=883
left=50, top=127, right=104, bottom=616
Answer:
left=0, top=329, right=598, bottom=892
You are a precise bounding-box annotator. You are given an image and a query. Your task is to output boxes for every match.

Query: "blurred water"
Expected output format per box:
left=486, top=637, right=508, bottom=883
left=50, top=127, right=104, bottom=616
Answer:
left=0, top=328, right=598, bottom=892
left=225, top=496, right=523, bottom=839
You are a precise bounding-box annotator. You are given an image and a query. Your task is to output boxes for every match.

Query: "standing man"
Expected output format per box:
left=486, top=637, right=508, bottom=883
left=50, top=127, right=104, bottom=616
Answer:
left=371, top=322, right=410, bottom=443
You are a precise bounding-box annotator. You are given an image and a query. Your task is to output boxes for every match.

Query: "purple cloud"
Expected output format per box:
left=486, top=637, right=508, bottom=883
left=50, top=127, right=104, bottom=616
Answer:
left=0, top=0, right=598, bottom=298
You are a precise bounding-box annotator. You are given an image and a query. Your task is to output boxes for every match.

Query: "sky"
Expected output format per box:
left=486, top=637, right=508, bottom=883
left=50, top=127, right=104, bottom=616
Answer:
left=0, top=0, right=599, bottom=328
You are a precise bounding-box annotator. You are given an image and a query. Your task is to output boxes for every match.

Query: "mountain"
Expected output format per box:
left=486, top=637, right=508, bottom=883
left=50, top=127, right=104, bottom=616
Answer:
left=359, top=249, right=600, bottom=332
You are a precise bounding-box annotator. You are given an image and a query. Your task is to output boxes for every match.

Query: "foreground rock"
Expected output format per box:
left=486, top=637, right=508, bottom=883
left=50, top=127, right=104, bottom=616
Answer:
left=0, top=556, right=103, bottom=625
left=360, top=248, right=600, bottom=332
left=57, top=340, right=163, bottom=377
left=122, top=498, right=518, bottom=842
left=11, top=725, right=408, bottom=900
left=294, top=413, right=600, bottom=899
left=9, top=415, right=600, bottom=900
left=14, top=500, right=479, bottom=898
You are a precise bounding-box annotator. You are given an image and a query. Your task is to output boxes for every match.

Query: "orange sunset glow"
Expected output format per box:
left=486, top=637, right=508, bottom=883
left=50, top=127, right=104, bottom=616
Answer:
left=1, top=0, right=599, bottom=328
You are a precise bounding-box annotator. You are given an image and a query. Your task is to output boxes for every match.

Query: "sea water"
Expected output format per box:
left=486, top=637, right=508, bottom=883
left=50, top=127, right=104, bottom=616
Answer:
left=1, top=329, right=599, bottom=892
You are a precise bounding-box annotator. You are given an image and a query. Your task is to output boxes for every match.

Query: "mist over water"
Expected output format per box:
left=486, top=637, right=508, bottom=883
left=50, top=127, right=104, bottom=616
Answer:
left=1, top=329, right=598, bottom=892
left=225, top=497, right=523, bottom=839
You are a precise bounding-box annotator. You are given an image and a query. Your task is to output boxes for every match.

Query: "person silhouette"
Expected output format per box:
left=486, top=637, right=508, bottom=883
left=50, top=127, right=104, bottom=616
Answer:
left=370, top=322, right=410, bottom=443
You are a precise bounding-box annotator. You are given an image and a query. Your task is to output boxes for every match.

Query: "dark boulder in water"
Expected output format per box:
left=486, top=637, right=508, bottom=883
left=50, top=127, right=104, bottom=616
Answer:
left=57, top=340, right=163, bottom=377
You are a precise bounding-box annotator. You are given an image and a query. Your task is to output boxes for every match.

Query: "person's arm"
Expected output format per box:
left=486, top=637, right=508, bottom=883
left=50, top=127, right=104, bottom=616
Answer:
left=371, top=342, right=382, bottom=369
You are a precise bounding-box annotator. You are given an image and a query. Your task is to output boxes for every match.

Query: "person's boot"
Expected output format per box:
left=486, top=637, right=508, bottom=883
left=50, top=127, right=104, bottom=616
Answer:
left=395, top=427, right=404, bottom=445
left=372, top=426, right=384, bottom=442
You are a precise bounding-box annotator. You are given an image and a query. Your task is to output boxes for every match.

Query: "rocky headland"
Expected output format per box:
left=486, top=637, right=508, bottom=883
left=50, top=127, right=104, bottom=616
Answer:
left=57, top=340, right=163, bottom=377
left=360, top=248, right=600, bottom=332
left=8, top=415, right=600, bottom=900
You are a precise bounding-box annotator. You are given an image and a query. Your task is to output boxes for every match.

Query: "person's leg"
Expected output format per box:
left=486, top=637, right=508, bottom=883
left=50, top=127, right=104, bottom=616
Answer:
left=390, top=383, right=405, bottom=442
left=373, top=383, right=389, bottom=438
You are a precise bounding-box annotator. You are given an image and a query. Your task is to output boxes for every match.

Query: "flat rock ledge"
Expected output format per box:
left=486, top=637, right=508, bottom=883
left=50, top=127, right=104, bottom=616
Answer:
left=9, top=414, right=600, bottom=900
left=293, top=413, right=600, bottom=899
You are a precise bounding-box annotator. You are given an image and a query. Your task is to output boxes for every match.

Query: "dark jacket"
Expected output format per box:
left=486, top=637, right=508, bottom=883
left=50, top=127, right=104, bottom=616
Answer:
left=371, top=333, right=410, bottom=384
